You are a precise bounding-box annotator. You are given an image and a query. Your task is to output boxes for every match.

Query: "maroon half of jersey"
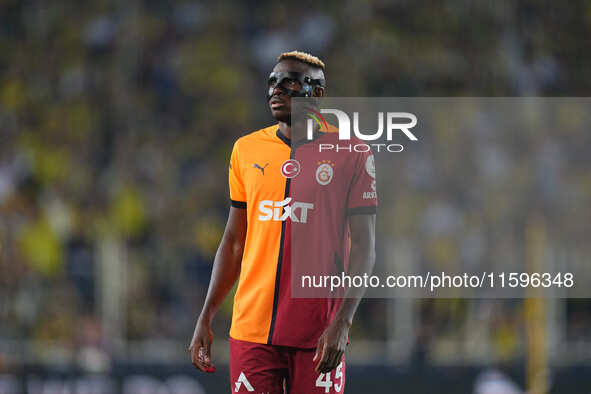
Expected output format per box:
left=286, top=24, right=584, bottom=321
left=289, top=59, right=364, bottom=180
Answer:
left=268, top=132, right=377, bottom=348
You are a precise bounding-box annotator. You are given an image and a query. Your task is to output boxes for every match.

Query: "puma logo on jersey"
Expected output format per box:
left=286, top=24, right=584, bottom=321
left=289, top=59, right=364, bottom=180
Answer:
left=234, top=372, right=254, bottom=392
left=258, top=198, right=314, bottom=223
left=253, top=162, right=269, bottom=175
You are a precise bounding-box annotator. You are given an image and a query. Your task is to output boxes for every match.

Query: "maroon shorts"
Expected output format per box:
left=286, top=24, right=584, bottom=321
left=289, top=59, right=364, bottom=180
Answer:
left=229, top=337, right=346, bottom=394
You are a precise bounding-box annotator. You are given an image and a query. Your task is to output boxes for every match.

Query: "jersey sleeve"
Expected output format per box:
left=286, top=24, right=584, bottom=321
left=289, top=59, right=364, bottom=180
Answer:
left=229, top=140, right=247, bottom=208
left=346, top=150, right=378, bottom=215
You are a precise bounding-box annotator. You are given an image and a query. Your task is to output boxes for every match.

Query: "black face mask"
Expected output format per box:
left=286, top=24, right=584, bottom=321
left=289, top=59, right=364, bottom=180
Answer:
left=266, top=71, right=325, bottom=101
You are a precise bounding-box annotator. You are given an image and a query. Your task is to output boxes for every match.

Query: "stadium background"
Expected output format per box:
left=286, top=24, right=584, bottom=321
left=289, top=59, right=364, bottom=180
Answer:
left=1, top=0, right=591, bottom=393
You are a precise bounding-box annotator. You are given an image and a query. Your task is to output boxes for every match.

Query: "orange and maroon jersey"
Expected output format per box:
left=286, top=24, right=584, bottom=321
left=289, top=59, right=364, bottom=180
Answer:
left=228, top=124, right=377, bottom=348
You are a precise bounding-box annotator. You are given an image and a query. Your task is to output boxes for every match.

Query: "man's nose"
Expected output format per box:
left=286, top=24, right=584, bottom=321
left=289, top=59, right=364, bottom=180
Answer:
left=272, top=85, right=285, bottom=96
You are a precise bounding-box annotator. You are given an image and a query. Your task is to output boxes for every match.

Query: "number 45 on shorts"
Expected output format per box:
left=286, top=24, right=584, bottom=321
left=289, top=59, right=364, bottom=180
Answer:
left=315, top=362, right=344, bottom=393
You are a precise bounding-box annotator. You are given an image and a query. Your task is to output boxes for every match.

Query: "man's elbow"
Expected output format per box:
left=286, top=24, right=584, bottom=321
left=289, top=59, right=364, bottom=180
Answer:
left=231, top=239, right=245, bottom=259
left=224, top=231, right=245, bottom=259
left=368, top=247, right=376, bottom=270
left=351, top=237, right=376, bottom=267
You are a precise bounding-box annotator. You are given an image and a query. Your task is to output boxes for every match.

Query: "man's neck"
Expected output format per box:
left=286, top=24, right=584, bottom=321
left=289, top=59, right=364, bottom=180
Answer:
left=278, top=122, right=291, bottom=140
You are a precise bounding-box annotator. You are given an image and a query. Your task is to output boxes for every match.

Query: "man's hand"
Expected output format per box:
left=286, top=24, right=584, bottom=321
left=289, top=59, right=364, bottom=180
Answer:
left=189, top=318, right=216, bottom=373
left=188, top=207, right=246, bottom=373
left=312, top=214, right=375, bottom=374
left=313, top=319, right=350, bottom=374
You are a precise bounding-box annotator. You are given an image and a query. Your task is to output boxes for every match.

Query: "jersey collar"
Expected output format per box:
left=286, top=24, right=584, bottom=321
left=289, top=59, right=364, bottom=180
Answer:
left=275, top=126, right=325, bottom=148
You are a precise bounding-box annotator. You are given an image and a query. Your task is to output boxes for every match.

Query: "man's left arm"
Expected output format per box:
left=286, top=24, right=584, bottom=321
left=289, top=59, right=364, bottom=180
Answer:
left=313, top=213, right=376, bottom=373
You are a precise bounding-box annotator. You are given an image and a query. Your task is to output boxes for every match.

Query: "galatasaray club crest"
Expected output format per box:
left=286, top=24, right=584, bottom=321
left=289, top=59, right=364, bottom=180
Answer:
left=315, top=160, right=335, bottom=185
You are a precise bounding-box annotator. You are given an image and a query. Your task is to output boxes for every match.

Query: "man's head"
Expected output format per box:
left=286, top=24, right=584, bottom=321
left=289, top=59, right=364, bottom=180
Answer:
left=268, top=51, right=326, bottom=124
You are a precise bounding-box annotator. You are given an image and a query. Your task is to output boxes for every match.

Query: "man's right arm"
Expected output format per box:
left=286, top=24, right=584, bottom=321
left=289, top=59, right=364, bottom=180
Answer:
left=189, top=206, right=247, bottom=372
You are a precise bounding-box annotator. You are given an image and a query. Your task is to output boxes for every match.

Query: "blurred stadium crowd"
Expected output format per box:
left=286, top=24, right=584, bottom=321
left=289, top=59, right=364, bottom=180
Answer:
left=1, top=0, right=591, bottom=372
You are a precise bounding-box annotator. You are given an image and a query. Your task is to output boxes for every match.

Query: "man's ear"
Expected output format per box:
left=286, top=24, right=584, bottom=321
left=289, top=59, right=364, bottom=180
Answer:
left=313, top=86, right=325, bottom=97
